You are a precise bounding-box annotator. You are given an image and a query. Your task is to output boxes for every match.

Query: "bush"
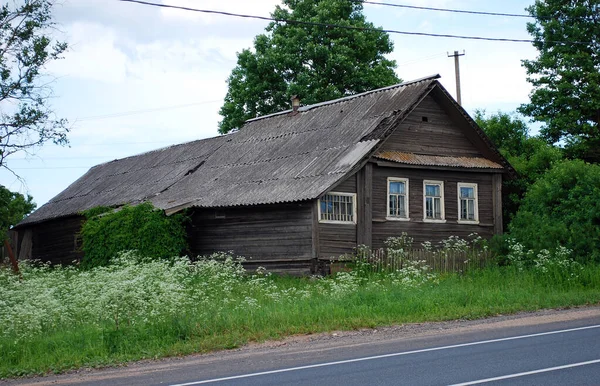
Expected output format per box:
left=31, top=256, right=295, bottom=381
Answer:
left=80, top=203, right=188, bottom=268
left=509, top=159, right=600, bottom=262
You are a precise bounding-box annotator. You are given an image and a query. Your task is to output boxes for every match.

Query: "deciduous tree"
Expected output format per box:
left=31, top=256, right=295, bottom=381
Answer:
left=0, top=185, right=35, bottom=236
left=519, top=0, right=600, bottom=162
left=475, top=110, right=562, bottom=226
left=218, top=0, right=400, bottom=134
left=1, top=0, right=68, bottom=171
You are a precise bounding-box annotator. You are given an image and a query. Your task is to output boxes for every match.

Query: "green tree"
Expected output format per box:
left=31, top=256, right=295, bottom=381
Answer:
left=509, top=159, right=600, bottom=263
left=218, top=0, right=400, bottom=134
left=475, top=110, right=562, bottom=226
left=519, top=0, right=600, bottom=162
left=0, top=185, right=35, bottom=238
left=1, top=0, right=68, bottom=171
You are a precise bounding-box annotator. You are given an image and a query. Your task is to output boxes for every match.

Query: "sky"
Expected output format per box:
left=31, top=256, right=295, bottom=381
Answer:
left=1, top=0, right=540, bottom=208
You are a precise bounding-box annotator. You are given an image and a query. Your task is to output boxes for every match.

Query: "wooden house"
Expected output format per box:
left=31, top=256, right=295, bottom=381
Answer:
left=13, top=75, right=513, bottom=274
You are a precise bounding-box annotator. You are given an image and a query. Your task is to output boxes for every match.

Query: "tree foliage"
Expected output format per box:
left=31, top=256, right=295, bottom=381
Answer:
left=519, top=0, right=600, bottom=162
left=475, top=110, right=562, bottom=226
left=80, top=203, right=188, bottom=269
left=509, top=159, right=600, bottom=263
left=0, top=0, right=68, bottom=170
left=0, top=185, right=35, bottom=237
left=218, top=0, right=400, bottom=133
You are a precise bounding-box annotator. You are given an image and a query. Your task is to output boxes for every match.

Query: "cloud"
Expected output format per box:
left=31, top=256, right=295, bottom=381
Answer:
left=47, top=22, right=129, bottom=83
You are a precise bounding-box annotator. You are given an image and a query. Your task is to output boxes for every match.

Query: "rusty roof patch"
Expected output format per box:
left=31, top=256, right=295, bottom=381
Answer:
left=375, top=151, right=504, bottom=169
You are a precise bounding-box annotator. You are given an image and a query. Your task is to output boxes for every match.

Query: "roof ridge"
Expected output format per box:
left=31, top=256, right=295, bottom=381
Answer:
left=245, top=74, right=441, bottom=124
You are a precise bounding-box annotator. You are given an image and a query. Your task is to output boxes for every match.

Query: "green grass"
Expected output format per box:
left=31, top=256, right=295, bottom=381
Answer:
left=1, top=254, right=600, bottom=379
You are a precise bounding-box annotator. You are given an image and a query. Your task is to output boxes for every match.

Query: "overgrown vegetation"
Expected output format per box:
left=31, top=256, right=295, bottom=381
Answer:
left=474, top=110, right=562, bottom=227
left=1, top=235, right=599, bottom=378
left=79, top=203, right=188, bottom=268
left=509, top=159, right=600, bottom=263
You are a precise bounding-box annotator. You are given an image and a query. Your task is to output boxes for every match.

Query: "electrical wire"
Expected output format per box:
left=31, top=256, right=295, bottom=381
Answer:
left=76, top=100, right=221, bottom=121
left=118, top=0, right=589, bottom=45
left=356, top=0, right=533, bottom=18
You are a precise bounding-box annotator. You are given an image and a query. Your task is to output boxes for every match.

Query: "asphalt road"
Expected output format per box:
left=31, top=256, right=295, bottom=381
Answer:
left=9, top=307, right=600, bottom=386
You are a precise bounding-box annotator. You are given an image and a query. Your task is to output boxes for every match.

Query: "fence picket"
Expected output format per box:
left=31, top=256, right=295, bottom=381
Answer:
left=340, top=248, right=491, bottom=274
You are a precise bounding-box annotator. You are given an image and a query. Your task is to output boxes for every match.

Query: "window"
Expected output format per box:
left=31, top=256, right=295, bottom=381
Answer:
left=318, top=192, right=356, bottom=224
left=387, top=177, right=409, bottom=220
left=458, top=183, right=479, bottom=223
left=423, top=180, right=445, bottom=222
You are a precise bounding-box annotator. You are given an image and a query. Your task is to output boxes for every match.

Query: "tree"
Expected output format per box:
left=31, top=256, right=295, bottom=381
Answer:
left=0, top=185, right=35, bottom=236
left=519, top=0, right=600, bottom=162
left=218, top=0, right=400, bottom=134
left=509, top=159, right=600, bottom=263
left=1, top=0, right=68, bottom=171
left=475, top=110, right=562, bottom=226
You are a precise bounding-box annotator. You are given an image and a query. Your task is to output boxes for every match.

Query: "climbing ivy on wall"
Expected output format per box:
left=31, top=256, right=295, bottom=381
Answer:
left=80, top=203, right=188, bottom=268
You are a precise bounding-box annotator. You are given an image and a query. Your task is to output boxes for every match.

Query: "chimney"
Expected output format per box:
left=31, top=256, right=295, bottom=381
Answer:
left=291, top=95, right=300, bottom=115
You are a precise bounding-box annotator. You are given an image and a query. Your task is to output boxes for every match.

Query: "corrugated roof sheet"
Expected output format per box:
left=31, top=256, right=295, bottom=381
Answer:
left=21, top=136, right=229, bottom=225
left=374, top=151, right=504, bottom=169
left=19, top=74, right=487, bottom=226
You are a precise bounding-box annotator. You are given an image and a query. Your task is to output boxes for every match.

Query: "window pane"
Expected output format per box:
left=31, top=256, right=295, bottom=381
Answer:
left=425, top=197, right=433, bottom=218
left=468, top=200, right=475, bottom=220
left=425, top=184, right=440, bottom=197
left=320, top=194, right=354, bottom=222
left=460, top=187, right=474, bottom=199
left=434, top=197, right=441, bottom=218
left=398, top=198, right=406, bottom=217
left=390, top=181, right=405, bottom=195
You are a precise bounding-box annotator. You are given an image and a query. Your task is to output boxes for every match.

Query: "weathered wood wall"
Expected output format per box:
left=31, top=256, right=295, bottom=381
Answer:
left=318, top=173, right=358, bottom=260
left=188, top=203, right=314, bottom=273
left=382, top=95, right=482, bottom=157
left=21, top=216, right=84, bottom=264
left=371, top=165, right=495, bottom=249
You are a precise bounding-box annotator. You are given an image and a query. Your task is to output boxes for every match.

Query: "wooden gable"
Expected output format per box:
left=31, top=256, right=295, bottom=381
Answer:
left=379, top=93, right=482, bottom=157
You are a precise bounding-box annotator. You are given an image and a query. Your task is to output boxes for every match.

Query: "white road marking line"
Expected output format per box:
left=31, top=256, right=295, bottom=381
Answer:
left=448, top=358, right=600, bottom=385
left=170, top=324, right=600, bottom=386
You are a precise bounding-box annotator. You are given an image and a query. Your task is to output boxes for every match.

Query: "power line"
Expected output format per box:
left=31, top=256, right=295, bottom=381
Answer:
left=118, top=0, right=587, bottom=45
left=76, top=100, right=221, bottom=121
left=356, top=1, right=532, bottom=19
left=118, top=0, right=536, bottom=44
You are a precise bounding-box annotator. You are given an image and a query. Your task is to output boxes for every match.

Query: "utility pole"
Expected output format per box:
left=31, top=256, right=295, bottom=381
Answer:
left=448, top=50, right=465, bottom=105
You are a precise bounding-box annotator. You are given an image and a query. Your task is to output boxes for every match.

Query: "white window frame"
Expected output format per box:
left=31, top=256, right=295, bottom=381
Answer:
left=423, top=180, right=446, bottom=223
left=318, top=192, right=357, bottom=224
left=387, top=177, right=410, bottom=221
left=457, top=182, right=479, bottom=224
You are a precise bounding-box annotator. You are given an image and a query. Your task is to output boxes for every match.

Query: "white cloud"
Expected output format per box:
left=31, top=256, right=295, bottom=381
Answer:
left=47, top=22, right=128, bottom=84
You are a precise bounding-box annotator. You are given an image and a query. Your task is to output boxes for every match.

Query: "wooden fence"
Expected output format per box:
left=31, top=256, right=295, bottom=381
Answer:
left=331, top=248, right=492, bottom=274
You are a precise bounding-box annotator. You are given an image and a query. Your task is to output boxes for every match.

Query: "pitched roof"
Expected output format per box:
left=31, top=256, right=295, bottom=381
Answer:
left=19, top=74, right=505, bottom=227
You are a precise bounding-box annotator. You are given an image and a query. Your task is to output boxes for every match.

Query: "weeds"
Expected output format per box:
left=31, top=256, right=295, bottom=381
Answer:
left=1, top=237, right=599, bottom=378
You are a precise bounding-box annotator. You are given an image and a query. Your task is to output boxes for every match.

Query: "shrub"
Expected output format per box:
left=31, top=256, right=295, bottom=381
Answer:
left=80, top=203, right=188, bottom=268
left=509, top=159, right=600, bottom=263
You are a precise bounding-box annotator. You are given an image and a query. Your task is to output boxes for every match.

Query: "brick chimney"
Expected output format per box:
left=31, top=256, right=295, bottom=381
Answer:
left=291, top=95, right=300, bottom=116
